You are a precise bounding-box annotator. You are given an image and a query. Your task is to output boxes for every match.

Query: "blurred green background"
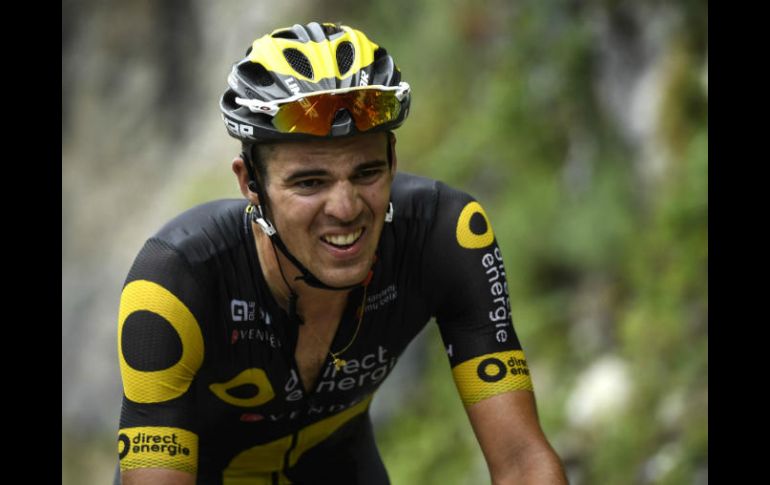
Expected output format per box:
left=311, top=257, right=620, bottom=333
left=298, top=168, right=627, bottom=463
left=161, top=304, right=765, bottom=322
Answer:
left=62, top=0, right=707, bottom=483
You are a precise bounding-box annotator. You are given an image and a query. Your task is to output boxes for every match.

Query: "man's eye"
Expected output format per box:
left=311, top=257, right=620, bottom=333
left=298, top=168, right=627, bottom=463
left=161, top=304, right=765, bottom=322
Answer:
left=296, top=179, right=323, bottom=189
left=356, top=169, right=383, bottom=181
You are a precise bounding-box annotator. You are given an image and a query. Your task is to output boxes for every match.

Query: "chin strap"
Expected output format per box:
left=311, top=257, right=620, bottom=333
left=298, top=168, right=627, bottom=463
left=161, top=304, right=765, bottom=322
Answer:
left=249, top=204, right=365, bottom=291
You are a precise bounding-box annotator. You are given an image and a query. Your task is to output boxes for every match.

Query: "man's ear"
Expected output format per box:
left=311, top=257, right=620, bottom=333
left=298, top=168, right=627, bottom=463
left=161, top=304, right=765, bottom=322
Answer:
left=232, top=156, right=260, bottom=205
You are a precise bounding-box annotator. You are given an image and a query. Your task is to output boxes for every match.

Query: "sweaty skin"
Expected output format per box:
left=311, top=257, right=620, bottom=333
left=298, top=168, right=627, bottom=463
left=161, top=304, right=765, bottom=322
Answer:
left=254, top=132, right=394, bottom=289
left=233, top=132, right=396, bottom=392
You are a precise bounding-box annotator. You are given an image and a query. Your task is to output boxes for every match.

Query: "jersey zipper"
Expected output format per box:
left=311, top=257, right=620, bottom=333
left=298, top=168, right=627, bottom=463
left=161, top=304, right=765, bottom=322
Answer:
left=279, top=353, right=331, bottom=479
left=279, top=332, right=344, bottom=478
left=281, top=425, right=301, bottom=479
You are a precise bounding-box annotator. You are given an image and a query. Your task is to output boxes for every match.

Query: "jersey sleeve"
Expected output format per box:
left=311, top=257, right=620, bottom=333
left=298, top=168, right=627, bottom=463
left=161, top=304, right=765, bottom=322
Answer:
left=117, top=238, right=208, bottom=475
left=422, top=183, right=533, bottom=407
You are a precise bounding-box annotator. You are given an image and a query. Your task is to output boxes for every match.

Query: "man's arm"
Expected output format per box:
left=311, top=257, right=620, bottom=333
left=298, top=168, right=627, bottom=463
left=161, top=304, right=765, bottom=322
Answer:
left=117, top=239, right=205, bottom=482
left=466, top=390, right=568, bottom=485
left=121, top=468, right=195, bottom=485
left=418, top=185, right=567, bottom=482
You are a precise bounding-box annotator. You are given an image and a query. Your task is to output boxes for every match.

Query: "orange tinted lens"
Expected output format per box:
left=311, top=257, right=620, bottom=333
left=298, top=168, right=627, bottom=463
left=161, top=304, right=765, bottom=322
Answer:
left=272, top=90, right=401, bottom=135
left=346, top=90, right=401, bottom=132
left=272, top=96, right=341, bottom=135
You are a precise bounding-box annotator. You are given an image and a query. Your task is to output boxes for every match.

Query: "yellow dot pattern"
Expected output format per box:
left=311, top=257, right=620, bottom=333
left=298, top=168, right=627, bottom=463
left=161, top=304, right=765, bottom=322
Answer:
left=451, top=350, right=533, bottom=407
left=209, top=368, right=276, bottom=408
left=118, top=280, right=204, bottom=403
left=455, top=201, right=495, bottom=249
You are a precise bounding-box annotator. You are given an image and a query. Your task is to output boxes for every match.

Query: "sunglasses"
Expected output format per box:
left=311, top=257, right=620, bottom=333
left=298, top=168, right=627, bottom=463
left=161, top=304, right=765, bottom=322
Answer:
left=235, top=82, right=410, bottom=136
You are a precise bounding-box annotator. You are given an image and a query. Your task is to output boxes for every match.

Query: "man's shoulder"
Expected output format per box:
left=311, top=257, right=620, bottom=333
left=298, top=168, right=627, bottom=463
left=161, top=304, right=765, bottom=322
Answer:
left=392, top=172, right=475, bottom=221
left=149, top=199, right=249, bottom=262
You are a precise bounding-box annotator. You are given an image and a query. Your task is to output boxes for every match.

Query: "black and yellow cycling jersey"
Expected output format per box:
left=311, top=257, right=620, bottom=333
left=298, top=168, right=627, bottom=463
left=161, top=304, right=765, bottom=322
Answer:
left=117, top=172, right=533, bottom=484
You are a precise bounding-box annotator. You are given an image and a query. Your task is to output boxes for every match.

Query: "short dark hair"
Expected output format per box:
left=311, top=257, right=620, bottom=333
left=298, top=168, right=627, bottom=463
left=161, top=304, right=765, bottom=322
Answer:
left=252, top=143, right=275, bottom=185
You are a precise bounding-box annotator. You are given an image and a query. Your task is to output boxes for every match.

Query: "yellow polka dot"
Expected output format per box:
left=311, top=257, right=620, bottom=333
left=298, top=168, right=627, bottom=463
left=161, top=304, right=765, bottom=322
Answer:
left=118, top=280, right=204, bottom=403
left=456, top=201, right=494, bottom=249
left=209, top=368, right=276, bottom=408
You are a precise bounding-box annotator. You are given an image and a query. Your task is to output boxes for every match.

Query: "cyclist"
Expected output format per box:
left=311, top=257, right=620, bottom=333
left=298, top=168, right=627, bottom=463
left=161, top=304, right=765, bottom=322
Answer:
left=116, top=21, right=567, bottom=484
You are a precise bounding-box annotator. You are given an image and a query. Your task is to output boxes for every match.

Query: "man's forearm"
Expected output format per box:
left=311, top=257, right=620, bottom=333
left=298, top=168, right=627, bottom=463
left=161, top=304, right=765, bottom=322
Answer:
left=491, top=445, right=569, bottom=485
left=122, top=468, right=196, bottom=485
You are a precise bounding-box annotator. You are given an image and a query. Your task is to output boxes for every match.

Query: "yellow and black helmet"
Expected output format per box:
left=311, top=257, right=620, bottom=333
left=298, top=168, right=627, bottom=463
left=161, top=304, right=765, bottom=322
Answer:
left=220, top=22, right=411, bottom=142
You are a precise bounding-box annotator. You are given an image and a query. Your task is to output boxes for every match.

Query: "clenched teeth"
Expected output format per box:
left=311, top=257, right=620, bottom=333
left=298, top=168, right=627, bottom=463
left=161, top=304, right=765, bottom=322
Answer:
left=322, top=228, right=363, bottom=246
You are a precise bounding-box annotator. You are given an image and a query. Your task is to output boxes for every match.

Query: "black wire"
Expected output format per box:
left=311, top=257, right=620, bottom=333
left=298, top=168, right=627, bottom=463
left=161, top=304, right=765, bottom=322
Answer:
left=269, top=236, right=302, bottom=325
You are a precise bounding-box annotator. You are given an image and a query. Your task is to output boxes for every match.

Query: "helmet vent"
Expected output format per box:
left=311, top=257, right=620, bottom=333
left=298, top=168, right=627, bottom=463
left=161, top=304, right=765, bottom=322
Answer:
left=322, top=23, right=343, bottom=36
left=272, top=30, right=299, bottom=39
left=373, top=47, right=387, bottom=60
left=241, top=62, right=274, bottom=87
left=283, top=48, right=314, bottom=79
left=336, top=42, right=355, bottom=75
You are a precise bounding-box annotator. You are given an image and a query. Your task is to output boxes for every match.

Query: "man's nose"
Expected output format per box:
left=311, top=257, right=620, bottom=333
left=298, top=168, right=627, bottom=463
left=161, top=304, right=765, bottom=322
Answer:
left=324, top=181, right=361, bottom=222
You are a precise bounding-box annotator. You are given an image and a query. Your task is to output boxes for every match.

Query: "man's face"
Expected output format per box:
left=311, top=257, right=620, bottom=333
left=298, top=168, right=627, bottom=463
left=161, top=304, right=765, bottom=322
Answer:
left=262, top=132, right=394, bottom=288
